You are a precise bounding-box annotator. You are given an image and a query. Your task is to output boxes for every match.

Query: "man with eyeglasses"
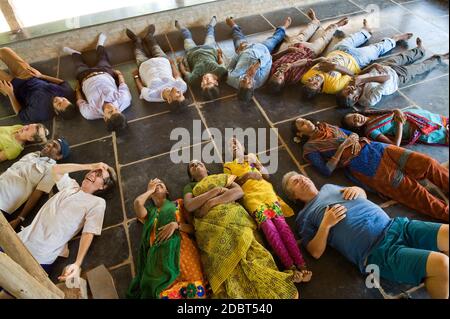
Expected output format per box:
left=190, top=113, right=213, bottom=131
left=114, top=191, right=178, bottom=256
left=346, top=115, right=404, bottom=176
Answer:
left=15, top=162, right=117, bottom=280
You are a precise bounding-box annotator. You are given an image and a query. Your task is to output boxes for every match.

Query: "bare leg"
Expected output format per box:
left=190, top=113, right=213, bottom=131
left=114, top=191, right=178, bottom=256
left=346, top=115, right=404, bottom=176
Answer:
left=437, top=224, right=449, bottom=256
left=424, top=251, right=449, bottom=299
left=305, top=17, right=349, bottom=55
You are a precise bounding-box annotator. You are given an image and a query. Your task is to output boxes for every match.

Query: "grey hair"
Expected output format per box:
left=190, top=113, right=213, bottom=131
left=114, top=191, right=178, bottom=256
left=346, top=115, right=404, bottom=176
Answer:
left=282, top=171, right=299, bottom=200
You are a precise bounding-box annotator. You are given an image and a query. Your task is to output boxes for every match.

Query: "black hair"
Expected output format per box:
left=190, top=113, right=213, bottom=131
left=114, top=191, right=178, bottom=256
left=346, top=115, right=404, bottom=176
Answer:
left=106, top=113, right=128, bottom=132
left=167, top=99, right=189, bottom=109
left=58, top=102, right=78, bottom=120
left=237, top=86, right=254, bottom=102
left=340, top=113, right=363, bottom=136
left=302, top=85, right=319, bottom=100
left=267, top=76, right=284, bottom=94
left=336, top=91, right=356, bottom=108
left=291, top=117, right=316, bottom=146
left=202, top=86, right=220, bottom=101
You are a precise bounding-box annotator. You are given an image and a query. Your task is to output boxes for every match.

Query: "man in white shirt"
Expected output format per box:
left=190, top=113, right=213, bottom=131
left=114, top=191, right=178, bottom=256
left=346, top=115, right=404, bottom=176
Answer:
left=16, top=162, right=117, bottom=279
left=63, top=33, right=132, bottom=132
left=0, top=138, right=71, bottom=229
left=126, top=25, right=188, bottom=107
left=337, top=38, right=449, bottom=108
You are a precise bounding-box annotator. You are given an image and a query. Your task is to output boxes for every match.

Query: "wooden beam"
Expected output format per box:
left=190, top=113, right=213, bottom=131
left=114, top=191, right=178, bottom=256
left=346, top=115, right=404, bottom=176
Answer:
left=0, top=252, right=62, bottom=299
left=0, top=212, right=64, bottom=298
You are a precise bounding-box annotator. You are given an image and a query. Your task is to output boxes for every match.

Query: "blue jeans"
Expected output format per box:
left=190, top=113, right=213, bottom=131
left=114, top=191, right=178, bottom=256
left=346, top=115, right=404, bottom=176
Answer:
left=231, top=25, right=286, bottom=53
left=333, top=30, right=396, bottom=68
left=180, top=22, right=216, bottom=50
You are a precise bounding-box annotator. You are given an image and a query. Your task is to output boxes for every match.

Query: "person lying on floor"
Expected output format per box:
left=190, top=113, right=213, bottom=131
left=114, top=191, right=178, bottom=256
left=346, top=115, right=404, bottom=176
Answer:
left=127, top=178, right=208, bottom=299
left=268, top=9, right=348, bottom=93
left=282, top=171, right=449, bottom=299
left=337, top=38, right=449, bottom=108
left=301, top=19, right=412, bottom=98
left=15, top=162, right=116, bottom=279
left=224, top=138, right=312, bottom=283
left=0, top=47, right=76, bottom=123
left=176, top=16, right=227, bottom=100
left=292, top=117, right=449, bottom=221
left=126, top=25, right=188, bottom=107
left=342, top=107, right=449, bottom=146
left=0, top=138, right=70, bottom=229
left=0, top=123, right=49, bottom=162
left=226, top=16, right=292, bottom=102
left=183, top=160, right=299, bottom=299
left=63, top=33, right=131, bottom=132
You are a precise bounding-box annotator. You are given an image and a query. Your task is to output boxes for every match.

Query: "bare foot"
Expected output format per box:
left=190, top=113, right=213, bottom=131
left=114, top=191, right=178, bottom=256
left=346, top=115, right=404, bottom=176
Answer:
left=393, top=32, right=413, bottom=42
left=363, top=19, right=373, bottom=34
left=293, top=269, right=313, bottom=283
left=174, top=20, right=183, bottom=30
left=282, top=16, right=292, bottom=29
left=226, top=16, right=236, bottom=28
left=416, top=37, right=423, bottom=49
left=431, top=52, right=449, bottom=63
left=336, top=17, right=349, bottom=27
left=307, top=8, right=319, bottom=22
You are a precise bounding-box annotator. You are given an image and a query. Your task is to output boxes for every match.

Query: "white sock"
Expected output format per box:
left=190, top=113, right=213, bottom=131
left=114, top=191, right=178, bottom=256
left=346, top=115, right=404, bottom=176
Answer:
left=63, top=46, right=81, bottom=55
left=97, top=33, right=107, bottom=47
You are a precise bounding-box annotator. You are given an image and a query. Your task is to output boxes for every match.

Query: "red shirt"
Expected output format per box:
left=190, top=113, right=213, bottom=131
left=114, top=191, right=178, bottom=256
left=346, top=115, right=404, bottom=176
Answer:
left=270, top=43, right=315, bottom=85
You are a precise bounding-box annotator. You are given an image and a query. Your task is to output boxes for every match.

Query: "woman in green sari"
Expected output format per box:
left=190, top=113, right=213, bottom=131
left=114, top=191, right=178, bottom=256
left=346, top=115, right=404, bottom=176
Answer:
left=127, top=178, right=208, bottom=299
left=183, top=160, right=299, bottom=299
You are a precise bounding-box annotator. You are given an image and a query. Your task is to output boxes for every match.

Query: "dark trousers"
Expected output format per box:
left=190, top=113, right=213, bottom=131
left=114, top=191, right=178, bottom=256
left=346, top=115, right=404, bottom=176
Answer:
left=134, top=34, right=168, bottom=67
left=382, top=47, right=440, bottom=85
left=71, top=45, right=115, bottom=82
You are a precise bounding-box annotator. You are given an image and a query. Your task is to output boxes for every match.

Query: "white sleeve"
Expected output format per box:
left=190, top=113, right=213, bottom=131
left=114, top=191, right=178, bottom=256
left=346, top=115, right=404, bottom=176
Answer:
left=77, top=99, right=99, bottom=120
left=82, top=199, right=106, bottom=235
left=56, top=174, right=78, bottom=191
left=36, top=170, right=56, bottom=194
left=140, top=86, right=161, bottom=102
left=118, top=83, right=132, bottom=111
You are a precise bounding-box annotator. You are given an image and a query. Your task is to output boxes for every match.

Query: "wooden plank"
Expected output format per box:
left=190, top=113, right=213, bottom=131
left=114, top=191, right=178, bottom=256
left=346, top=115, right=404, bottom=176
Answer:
left=0, top=252, right=62, bottom=299
left=86, top=265, right=119, bottom=299
left=0, top=212, right=64, bottom=298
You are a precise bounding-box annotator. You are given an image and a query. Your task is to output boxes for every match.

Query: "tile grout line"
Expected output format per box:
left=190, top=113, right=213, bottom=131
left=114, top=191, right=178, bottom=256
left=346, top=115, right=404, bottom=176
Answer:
left=273, top=105, right=338, bottom=126
left=260, top=14, right=276, bottom=29
left=119, top=140, right=211, bottom=168
left=391, top=0, right=450, bottom=33
left=127, top=109, right=172, bottom=124
left=112, top=131, right=136, bottom=278
left=68, top=134, right=113, bottom=149
left=399, top=73, right=449, bottom=90
left=251, top=96, right=304, bottom=173
left=194, top=102, right=224, bottom=163
left=397, top=90, right=418, bottom=106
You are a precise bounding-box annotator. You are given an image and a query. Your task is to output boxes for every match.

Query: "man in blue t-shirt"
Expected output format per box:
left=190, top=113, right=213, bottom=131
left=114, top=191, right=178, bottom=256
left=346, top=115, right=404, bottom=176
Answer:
left=0, top=47, right=76, bottom=123
left=282, top=171, right=448, bottom=299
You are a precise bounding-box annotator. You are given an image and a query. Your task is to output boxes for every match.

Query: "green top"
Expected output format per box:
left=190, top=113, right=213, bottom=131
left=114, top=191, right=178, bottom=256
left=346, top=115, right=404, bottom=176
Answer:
left=185, top=45, right=227, bottom=85
left=0, top=125, right=24, bottom=160
left=183, top=182, right=198, bottom=196
left=127, top=199, right=181, bottom=299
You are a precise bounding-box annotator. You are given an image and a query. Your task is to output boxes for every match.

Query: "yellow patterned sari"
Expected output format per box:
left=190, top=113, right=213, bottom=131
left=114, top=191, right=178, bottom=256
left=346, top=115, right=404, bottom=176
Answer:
left=191, top=173, right=298, bottom=299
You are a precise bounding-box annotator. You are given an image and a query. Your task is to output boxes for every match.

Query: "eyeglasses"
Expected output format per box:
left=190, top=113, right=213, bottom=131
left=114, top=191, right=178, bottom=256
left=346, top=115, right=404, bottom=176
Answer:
left=93, top=169, right=110, bottom=186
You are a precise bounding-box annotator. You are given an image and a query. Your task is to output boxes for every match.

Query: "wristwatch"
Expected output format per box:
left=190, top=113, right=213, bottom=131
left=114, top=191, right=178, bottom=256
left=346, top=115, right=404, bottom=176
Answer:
left=134, top=74, right=139, bottom=79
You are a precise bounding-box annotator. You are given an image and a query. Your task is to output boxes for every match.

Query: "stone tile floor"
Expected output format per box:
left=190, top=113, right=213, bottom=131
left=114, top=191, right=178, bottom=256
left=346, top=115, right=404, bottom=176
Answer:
left=0, top=0, right=448, bottom=299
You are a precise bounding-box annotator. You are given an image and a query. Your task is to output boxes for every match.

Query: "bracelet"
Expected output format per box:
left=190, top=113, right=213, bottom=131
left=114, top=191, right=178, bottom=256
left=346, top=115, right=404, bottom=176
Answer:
left=18, top=216, right=25, bottom=222
left=133, top=75, right=139, bottom=79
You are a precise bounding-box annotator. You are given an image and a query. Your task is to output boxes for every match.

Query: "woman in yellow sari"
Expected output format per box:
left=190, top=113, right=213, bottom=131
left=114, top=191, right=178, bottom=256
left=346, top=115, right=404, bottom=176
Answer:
left=183, top=160, right=299, bottom=299
left=224, top=138, right=312, bottom=282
